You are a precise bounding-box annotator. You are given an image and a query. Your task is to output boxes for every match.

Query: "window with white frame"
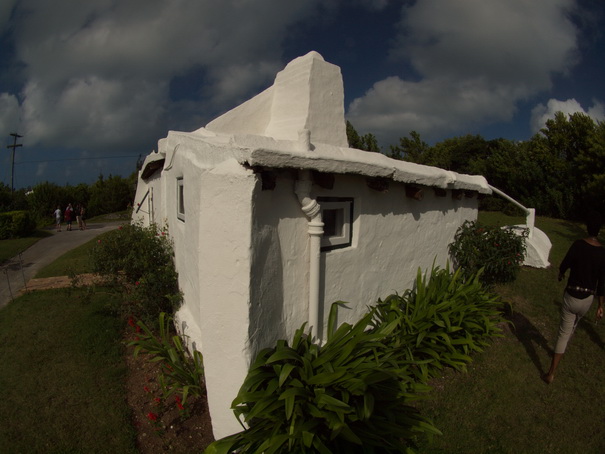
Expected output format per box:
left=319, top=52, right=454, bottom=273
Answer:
left=177, top=177, right=185, bottom=221
left=318, top=197, right=353, bottom=251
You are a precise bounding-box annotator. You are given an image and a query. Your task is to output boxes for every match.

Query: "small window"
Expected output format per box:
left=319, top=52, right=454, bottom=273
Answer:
left=177, top=177, right=185, bottom=221
left=319, top=198, right=353, bottom=251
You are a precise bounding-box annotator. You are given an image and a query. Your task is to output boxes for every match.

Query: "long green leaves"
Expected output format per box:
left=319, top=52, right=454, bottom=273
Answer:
left=372, top=264, right=506, bottom=384
left=129, top=312, right=204, bottom=405
left=205, top=264, right=506, bottom=454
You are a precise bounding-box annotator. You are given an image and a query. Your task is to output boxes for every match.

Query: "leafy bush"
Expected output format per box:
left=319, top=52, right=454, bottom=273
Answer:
left=448, top=220, right=527, bottom=286
left=0, top=210, right=36, bottom=239
left=371, top=265, right=506, bottom=383
left=129, top=312, right=204, bottom=405
left=91, top=222, right=182, bottom=322
left=206, top=303, right=439, bottom=454
left=207, top=265, right=506, bottom=454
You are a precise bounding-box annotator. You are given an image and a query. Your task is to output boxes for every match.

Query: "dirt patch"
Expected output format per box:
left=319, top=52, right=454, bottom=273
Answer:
left=20, top=274, right=107, bottom=293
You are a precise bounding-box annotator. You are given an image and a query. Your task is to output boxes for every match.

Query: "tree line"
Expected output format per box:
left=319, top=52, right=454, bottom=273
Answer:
left=0, top=173, right=137, bottom=226
left=348, top=111, right=605, bottom=220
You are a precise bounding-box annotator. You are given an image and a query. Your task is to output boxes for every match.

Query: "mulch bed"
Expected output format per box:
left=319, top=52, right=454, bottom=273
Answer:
left=123, top=330, right=215, bottom=453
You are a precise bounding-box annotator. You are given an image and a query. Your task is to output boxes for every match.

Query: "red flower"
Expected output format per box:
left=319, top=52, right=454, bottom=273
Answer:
left=135, top=281, right=140, bottom=286
left=97, top=239, right=102, bottom=244
left=143, top=386, right=151, bottom=393
left=128, top=317, right=136, bottom=328
left=175, top=395, right=185, bottom=411
left=146, top=412, right=158, bottom=422
left=154, top=397, right=162, bottom=405
left=118, top=226, right=123, bottom=230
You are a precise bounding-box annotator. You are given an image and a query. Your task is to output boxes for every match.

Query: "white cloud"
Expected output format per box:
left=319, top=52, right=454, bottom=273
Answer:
left=348, top=0, right=579, bottom=143
left=10, top=0, right=321, bottom=151
left=349, top=76, right=518, bottom=143
left=530, top=98, right=605, bottom=133
left=21, top=76, right=167, bottom=150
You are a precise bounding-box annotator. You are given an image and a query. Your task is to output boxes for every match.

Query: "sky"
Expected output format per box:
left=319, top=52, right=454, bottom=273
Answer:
left=1, top=0, right=604, bottom=189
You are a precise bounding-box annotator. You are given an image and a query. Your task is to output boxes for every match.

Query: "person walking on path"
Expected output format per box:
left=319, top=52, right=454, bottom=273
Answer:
left=543, top=211, right=605, bottom=384
left=80, top=205, right=87, bottom=230
left=64, top=203, right=74, bottom=231
left=53, top=206, right=62, bottom=232
left=0, top=221, right=124, bottom=309
left=75, top=204, right=82, bottom=230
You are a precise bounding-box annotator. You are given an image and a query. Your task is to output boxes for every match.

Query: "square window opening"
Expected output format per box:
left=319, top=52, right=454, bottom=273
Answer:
left=318, top=198, right=353, bottom=251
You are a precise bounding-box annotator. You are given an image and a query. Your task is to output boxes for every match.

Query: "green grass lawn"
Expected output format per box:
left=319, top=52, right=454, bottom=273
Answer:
left=33, top=231, right=114, bottom=278
left=0, top=230, right=52, bottom=264
left=0, top=288, right=137, bottom=453
left=415, top=212, right=605, bottom=454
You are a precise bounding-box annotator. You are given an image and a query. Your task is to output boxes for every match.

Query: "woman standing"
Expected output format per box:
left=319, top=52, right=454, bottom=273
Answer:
left=64, top=203, right=74, bottom=231
left=53, top=206, right=62, bottom=232
left=80, top=204, right=87, bottom=230
left=543, top=212, right=605, bottom=384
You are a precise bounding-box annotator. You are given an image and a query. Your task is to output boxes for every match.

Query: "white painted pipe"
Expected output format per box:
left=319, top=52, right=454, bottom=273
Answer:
left=294, top=169, right=323, bottom=339
left=488, top=184, right=534, bottom=239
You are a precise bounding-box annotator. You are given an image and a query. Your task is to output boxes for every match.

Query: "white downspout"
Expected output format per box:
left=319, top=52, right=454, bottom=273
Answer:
left=488, top=184, right=535, bottom=239
left=294, top=130, right=323, bottom=339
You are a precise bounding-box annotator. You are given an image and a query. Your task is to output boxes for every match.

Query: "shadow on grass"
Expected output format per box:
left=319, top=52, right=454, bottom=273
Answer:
left=579, top=319, right=605, bottom=350
left=506, top=311, right=553, bottom=375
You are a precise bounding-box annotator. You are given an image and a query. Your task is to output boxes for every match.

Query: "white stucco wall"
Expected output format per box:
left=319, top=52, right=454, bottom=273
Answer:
left=250, top=171, right=478, bottom=345
left=140, top=134, right=260, bottom=439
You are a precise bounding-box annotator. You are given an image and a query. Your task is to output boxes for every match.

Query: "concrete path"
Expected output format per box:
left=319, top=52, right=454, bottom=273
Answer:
left=0, top=222, right=125, bottom=309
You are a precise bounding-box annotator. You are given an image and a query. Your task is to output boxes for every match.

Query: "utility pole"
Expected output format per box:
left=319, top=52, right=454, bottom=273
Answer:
left=7, top=133, right=23, bottom=192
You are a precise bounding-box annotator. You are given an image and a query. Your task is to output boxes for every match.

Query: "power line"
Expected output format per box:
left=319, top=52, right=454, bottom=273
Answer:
left=14, top=154, right=140, bottom=165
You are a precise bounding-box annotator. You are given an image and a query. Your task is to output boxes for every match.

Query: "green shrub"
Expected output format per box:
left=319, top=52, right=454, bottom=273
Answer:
left=448, top=220, right=527, bottom=286
left=207, top=265, right=507, bottom=454
left=206, top=303, right=439, bottom=454
left=129, top=312, right=204, bottom=405
left=372, top=265, right=506, bottom=384
left=0, top=210, right=36, bottom=239
left=91, top=222, right=182, bottom=322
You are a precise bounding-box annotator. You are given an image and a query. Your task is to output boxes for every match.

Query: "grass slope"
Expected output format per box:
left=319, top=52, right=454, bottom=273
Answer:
left=0, top=230, right=52, bottom=264
left=0, top=289, right=137, bottom=453
left=416, top=212, right=605, bottom=454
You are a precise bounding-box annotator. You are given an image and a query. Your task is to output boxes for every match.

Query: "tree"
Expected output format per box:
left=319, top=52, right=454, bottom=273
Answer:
left=26, top=182, right=68, bottom=224
left=88, top=174, right=135, bottom=217
left=388, top=131, right=430, bottom=162
left=346, top=121, right=380, bottom=152
left=534, top=111, right=598, bottom=218
left=576, top=120, right=605, bottom=214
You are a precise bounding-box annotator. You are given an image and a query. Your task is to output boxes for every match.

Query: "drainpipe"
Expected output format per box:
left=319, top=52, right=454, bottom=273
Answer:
left=294, top=130, right=323, bottom=338
left=488, top=184, right=535, bottom=239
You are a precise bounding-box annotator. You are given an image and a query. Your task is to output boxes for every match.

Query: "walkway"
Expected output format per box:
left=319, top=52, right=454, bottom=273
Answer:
left=0, top=222, right=124, bottom=309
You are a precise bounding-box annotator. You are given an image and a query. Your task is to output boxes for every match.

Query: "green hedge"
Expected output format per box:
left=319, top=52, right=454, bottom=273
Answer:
left=0, top=211, right=36, bottom=239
